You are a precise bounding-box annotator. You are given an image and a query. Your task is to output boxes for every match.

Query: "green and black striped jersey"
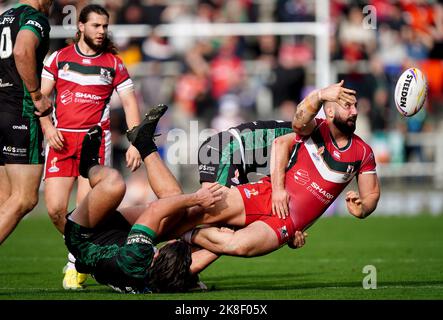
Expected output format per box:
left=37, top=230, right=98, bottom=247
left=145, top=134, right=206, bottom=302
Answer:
left=0, top=4, right=50, bottom=118
left=209, top=120, right=293, bottom=185
left=228, top=120, right=293, bottom=170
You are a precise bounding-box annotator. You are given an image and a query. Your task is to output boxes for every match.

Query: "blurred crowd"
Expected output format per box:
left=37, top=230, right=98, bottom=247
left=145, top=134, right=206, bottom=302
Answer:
left=1, top=0, right=442, bottom=189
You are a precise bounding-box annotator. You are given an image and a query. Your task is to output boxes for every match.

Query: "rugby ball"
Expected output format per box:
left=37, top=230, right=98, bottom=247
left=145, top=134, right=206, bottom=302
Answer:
left=394, top=68, right=427, bottom=117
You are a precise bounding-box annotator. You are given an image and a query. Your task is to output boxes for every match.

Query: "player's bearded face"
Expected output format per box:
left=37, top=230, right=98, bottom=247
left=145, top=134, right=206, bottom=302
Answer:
left=333, top=110, right=357, bottom=136
left=81, top=13, right=109, bottom=53
left=83, top=31, right=107, bottom=52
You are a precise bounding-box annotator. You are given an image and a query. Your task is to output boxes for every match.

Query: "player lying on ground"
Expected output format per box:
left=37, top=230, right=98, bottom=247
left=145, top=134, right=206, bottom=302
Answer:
left=65, top=107, right=224, bottom=293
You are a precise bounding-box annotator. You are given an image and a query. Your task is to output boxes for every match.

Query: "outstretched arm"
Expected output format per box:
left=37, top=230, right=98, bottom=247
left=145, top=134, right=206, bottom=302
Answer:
left=346, top=173, right=380, bottom=219
left=134, top=183, right=223, bottom=236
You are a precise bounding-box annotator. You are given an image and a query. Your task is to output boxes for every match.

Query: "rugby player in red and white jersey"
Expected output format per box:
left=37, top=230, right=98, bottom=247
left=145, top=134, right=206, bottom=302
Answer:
left=39, top=5, right=142, bottom=289
left=162, top=81, right=380, bottom=266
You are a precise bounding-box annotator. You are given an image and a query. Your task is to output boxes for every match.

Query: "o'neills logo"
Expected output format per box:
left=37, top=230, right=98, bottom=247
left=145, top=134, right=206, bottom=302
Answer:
left=400, top=74, right=413, bottom=109
left=12, top=125, right=28, bottom=130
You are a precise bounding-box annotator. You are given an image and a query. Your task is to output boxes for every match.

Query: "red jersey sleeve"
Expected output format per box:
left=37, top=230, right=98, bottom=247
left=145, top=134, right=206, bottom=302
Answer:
left=42, top=50, right=59, bottom=81
left=359, top=144, right=377, bottom=174
left=113, top=56, right=133, bottom=93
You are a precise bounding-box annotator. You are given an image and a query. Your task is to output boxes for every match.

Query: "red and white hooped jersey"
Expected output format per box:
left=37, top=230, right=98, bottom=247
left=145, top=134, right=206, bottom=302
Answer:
left=42, top=43, right=133, bottom=131
left=286, top=118, right=376, bottom=231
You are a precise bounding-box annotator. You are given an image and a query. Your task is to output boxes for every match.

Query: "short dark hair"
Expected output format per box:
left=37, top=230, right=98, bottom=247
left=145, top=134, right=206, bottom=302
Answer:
left=72, top=4, right=118, bottom=55
left=147, top=240, right=193, bottom=293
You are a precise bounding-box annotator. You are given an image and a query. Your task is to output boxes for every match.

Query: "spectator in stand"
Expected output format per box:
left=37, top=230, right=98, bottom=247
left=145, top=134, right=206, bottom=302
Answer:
left=209, top=36, right=246, bottom=100
left=275, top=0, right=315, bottom=22
left=210, top=94, right=245, bottom=132
left=103, top=0, right=124, bottom=24
left=270, top=42, right=307, bottom=120
left=145, top=0, right=167, bottom=26
left=338, top=5, right=376, bottom=61
left=116, top=0, right=146, bottom=25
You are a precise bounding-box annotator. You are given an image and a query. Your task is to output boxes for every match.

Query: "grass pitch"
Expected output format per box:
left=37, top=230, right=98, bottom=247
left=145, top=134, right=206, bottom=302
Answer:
left=0, top=213, right=442, bottom=300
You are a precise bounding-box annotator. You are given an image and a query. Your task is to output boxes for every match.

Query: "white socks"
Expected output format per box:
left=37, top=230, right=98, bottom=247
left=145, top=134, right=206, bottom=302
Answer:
left=66, top=252, right=76, bottom=270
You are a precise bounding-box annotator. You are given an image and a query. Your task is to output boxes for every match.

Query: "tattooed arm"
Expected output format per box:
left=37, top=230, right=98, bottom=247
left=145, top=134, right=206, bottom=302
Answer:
left=292, top=89, right=323, bottom=136
left=292, top=80, right=356, bottom=136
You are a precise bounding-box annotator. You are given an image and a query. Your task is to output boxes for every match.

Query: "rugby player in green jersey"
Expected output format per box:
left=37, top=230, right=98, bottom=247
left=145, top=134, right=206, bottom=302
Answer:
left=0, top=0, right=53, bottom=244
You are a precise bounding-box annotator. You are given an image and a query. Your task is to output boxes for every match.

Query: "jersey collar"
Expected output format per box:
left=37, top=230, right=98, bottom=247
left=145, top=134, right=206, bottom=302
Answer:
left=74, top=43, right=103, bottom=58
left=329, top=132, right=352, bottom=152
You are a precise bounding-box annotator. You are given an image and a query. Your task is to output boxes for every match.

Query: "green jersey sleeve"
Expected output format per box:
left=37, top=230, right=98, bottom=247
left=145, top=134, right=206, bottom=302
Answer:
left=19, top=10, right=50, bottom=44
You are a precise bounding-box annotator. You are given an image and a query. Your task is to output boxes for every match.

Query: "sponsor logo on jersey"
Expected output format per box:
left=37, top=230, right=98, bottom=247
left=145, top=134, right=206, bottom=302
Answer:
left=306, top=181, right=334, bottom=204
left=244, top=188, right=259, bottom=199
left=333, top=150, right=341, bottom=159
left=48, top=157, right=60, bottom=173
left=0, top=78, right=13, bottom=88
left=60, top=90, right=73, bottom=104
left=26, top=20, right=43, bottom=35
left=294, top=169, right=310, bottom=186
left=75, top=92, right=101, bottom=100
left=0, top=16, right=15, bottom=25
left=199, top=164, right=216, bottom=172
left=126, top=233, right=153, bottom=245
left=3, top=146, right=15, bottom=153
left=12, top=124, right=28, bottom=130
left=62, top=92, right=102, bottom=104
left=100, top=68, right=113, bottom=84
left=309, top=182, right=334, bottom=200
left=82, top=59, right=92, bottom=65
left=231, top=169, right=240, bottom=185
left=2, top=145, right=26, bottom=156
